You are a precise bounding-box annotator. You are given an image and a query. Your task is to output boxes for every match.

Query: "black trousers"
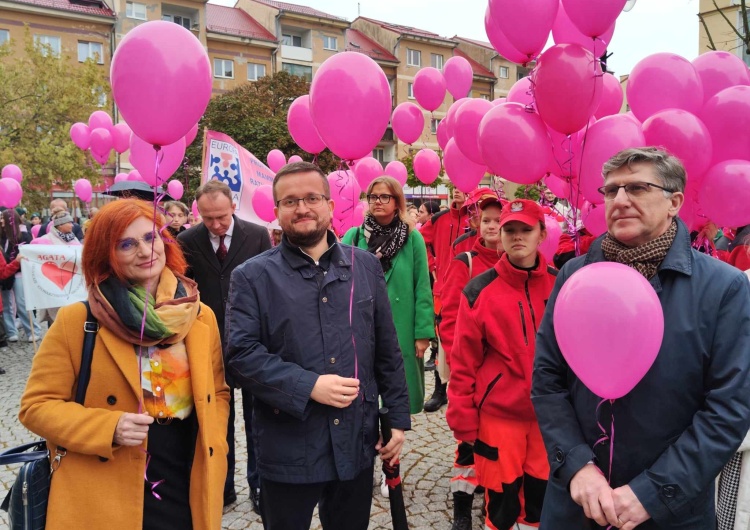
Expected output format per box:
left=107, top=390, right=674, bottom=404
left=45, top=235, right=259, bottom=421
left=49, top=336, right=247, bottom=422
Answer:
left=260, top=465, right=374, bottom=530
left=225, top=386, right=259, bottom=496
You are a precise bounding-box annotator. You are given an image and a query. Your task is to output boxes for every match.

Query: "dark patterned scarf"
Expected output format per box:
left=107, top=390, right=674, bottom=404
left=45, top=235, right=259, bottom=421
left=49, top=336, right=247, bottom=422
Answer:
left=601, top=220, right=677, bottom=280
left=362, top=214, right=409, bottom=272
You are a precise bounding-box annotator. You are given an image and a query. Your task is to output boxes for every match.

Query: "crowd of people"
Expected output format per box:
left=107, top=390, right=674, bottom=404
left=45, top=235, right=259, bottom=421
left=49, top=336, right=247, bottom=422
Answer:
left=2, top=147, right=750, bottom=530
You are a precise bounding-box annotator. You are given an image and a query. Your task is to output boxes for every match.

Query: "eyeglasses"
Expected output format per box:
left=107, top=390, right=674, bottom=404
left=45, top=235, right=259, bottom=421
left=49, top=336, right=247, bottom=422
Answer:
left=597, top=181, right=675, bottom=201
left=367, top=194, right=395, bottom=204
left=276, top=194, right=328, bottom=210
left=116, top=231, right=160, bottom=254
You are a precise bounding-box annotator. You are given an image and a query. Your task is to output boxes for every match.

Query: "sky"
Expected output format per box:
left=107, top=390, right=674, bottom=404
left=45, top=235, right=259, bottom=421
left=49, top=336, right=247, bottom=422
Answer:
left=209, top=0, right=701, bottom=77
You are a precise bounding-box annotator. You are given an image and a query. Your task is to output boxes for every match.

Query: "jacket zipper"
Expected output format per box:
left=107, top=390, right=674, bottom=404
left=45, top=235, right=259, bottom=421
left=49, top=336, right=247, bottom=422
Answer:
left=478, top=373, right=503, bottom=410
left=21, top=465, right=31, bottom=530
left=525, top=273, right=538, bottom=332
left=518, top=301, right=528, bottom=346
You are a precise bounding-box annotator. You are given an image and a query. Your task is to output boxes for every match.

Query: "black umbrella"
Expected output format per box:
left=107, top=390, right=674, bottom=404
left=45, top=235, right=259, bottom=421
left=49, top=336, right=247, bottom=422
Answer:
left=102, top=181, right=174, bottom=202
left=379, top=407, right=409, bottom=530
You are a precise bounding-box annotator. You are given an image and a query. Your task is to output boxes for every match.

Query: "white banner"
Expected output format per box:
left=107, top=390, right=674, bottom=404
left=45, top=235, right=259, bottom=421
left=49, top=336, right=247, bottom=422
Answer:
left=20, top=245, right=87, bottom=310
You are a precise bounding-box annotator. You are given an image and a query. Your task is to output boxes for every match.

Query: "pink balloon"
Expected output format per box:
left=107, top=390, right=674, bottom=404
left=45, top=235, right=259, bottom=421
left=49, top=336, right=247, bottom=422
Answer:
left=548, top=123, right=588, bottom=179
left=544, top=174, right=570, bottom=199
left=167, top=179, right=184, bottom=201
left=114, top=173, right=128, bottom=183
left=507, top=76, right=535, bottom=107
left=700, top=85, right=750, bottom=165
left=288, top=155, right=303, bottom=164
left=30, top=238, right=47, bottom=245
left=74, top=178, right=93, bottom=203
left=581, top=201, right=607, bottom=236
left=626, top=53, right=704, bottom=123
left=492, top=97, right=507, bottom=106
left=436, top=120, right=450, bottom=151
left=391, top=102, right=425, bottom=145
left=539, top=215, right=562, bottom=261
left=561, top=0, right=626, bottom=38
left=130, top=134, right=186, bottom=186
left=552, top=1, right=615, bottom=56
left=251, top=185, right=276, bottom=223
left=88, top=110, right=113, bottom=131
left=642, top=109, right=712, bottom=184
left=328, top=170, right=361, bottom=218
left=693, top=51, right=750, bottom=104
left=1, top=164, right=22, bottom=183
left=310, top=53, right=391, bottom=161
left=484, top=5, right=529, bottom=65
left=534, top=44, right=603, bottom=135
left=267, top=149, right=286, bottom=173
left=70, top=122, right=91, bottom=150
left=478, top=103, right=553, bottom=184
left=89, top=128, right=113, bottom=158
left=111, top=21, right=212, bottom=147
left=287, top=95, right=326, bottom=154
left=679, top=182, right=708, bottom=231
left=453, top=98, right=493, bottom=165
left=444, top=56, right=473, bottom=99
left=578, top=114, right=645, bottom=204
left=554, top=261, right=664, bottom=400
left=191, top=200, right=199, bottom=218
left=414, top=149, right=442, bottom=185
left=353, top=157, right=383, bottom=191
left=31, top=224, right=41, bottom=238
left=0, top=179, right=22, bottom=208
left=700, top=159, right=750, bottom=227
left=490, top=0, right=558, bottom=58
left=128, top=170, right=143, bottom=182
left=111, top=123, right=132, bottom=154
left=413, top=67, right=447, bottom=112
left=185, top=123, right=199, bottom=147
left=442, top=98, right=470, bottom=139
left=595, top=73, right=624, bottom=119
left=385, top=161, right=408, bottom=187
left=444, top=138, right=486, bottom=193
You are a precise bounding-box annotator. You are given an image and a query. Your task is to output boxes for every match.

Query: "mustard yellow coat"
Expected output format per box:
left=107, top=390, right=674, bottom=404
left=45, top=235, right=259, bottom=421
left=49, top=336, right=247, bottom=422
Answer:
left=19, top=301, right=230, bottom=530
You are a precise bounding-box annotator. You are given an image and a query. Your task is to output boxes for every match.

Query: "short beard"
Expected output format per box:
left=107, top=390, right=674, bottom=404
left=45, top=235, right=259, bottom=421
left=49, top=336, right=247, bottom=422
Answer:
left=285, top=221, right=329, bottom=249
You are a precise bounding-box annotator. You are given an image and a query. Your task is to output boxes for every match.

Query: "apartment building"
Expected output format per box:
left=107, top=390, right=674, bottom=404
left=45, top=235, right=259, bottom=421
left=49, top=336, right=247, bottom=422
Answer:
left=453, top=35, right=523, bottom=97
left=698, top=0, right=750, bottom=64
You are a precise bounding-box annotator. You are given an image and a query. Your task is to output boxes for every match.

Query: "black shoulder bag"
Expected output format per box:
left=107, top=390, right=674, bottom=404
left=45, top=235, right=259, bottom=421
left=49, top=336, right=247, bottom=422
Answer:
left=0, top=301, right=99, bottom=530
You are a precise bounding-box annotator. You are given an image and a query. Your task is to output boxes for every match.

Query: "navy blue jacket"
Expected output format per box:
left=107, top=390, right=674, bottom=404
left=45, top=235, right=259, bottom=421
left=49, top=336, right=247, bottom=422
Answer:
left=532, top=219, right=750, bottom=529
left=226, top=233, right=411, bottom=484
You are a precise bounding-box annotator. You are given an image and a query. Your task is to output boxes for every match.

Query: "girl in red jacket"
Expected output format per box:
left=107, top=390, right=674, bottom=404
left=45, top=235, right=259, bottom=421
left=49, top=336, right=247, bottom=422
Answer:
left=447, top=199, right=557, bottom=530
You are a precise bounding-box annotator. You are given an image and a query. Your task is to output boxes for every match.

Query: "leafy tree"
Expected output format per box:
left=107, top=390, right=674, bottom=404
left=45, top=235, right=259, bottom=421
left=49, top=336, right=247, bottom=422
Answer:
left=184, top=71, right=339, bottom=201
left=514, top=183, right=542, bottom=201
left=0, top=29, right=110, bottom=211
left=699, top=0, right=749, bottom=56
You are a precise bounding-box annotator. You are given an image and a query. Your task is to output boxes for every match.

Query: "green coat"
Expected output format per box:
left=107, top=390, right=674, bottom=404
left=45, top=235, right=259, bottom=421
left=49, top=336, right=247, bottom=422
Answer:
left=343, top=223, right=435, bottom=414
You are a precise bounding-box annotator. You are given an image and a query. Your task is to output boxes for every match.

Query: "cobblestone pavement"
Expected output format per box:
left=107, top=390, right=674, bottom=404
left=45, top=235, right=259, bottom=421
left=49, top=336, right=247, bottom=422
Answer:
left=0, top=339, right=483, bottom=529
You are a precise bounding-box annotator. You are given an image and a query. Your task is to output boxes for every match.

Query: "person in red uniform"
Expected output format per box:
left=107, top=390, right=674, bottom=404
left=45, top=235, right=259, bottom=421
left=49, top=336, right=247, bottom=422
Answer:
left=447, top=199, right=557, bottom=530
left=453, top=187, right=498, bottom=256
left=440, top=194, right=503, bottom=530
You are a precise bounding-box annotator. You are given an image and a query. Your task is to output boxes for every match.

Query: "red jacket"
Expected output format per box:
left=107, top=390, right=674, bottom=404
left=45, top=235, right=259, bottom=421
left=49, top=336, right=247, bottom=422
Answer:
left=452, top=229, right=478, bottom=256
left=420, top=202, right=470, bottom=297
left=446, top=252, right=557, bottom=442
left=0, top=253, right=21, bottom=311
left=439, top=238, right=499, bottom=363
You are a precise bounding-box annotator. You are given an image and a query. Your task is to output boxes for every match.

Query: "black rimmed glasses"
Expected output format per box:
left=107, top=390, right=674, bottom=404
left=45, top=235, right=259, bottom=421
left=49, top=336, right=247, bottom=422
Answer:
left=276, top=194, right=328, bottom=210
left=116, top=231, right=160, bottom=254
left=367, top=194, right=395, bottom=204
left=597, top=181, right=675, bottom=201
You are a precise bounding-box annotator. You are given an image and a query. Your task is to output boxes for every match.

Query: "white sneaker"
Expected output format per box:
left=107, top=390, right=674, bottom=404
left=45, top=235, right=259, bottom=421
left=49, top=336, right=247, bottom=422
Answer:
left=7, top=335, right=18, bottom=342
left=380, top=471, right=389, bottom=498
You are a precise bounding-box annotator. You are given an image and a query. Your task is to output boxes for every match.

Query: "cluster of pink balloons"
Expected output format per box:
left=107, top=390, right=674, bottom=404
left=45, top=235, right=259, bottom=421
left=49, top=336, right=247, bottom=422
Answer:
left=70, top=111, right=131, bottom=166
left=0, top=165, right=23, bottom=208
left=328, top=170, right=366, bottom=235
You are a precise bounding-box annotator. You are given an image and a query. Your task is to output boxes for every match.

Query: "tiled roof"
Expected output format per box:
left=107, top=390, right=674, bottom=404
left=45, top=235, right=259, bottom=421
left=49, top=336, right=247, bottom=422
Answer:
left=345, top=28, right=398, bottom=63
left=453, top=48, right=495, bottom=79
left=8, top=0, right=114, bottom=18
left=206, top=4, right=276, bottom=41
left=356, top=16, right=453, bottom=43
left=252, top=0, right=347, bottom=22
left=453, top=35, right=494, bottom=51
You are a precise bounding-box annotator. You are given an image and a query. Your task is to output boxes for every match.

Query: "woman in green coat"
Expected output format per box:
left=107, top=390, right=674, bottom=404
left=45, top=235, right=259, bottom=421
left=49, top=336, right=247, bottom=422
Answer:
left=342, top=176, right=435, bottom=415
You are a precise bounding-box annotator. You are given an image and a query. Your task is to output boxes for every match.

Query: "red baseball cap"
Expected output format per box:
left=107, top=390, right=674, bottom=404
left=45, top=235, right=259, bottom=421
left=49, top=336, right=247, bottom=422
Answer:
left=460, top=187, right=499, bottom=215
left=499, top=199, right=545, bottom=228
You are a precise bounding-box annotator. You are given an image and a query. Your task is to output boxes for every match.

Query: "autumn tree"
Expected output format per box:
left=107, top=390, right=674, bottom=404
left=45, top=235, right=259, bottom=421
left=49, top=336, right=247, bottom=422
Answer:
left=0, top=29, right=110, bottom=211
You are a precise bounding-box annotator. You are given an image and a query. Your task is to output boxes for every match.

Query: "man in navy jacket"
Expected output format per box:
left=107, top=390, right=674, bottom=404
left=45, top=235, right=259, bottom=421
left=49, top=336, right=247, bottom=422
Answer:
left=226, top=161, right=410, bottom=530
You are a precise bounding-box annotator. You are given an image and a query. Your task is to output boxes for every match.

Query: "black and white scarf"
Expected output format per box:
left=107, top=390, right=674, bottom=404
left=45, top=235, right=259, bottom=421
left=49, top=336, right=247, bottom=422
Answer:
left=55, top=228, right=78, bottom=243
left=361, top=215, right=409, bottom=272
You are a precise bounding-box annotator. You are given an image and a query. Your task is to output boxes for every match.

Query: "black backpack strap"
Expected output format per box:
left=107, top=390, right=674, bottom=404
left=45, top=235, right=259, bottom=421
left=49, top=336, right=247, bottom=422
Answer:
left=75, top=301, right=99, bottom=405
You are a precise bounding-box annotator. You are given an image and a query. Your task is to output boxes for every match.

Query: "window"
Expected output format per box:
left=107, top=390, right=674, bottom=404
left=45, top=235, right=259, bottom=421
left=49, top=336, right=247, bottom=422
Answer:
left=431, top=53, right=444, bottom=69
left=430, top=118, right=441, bottom=134
left=282, top=63, right=312, bottom=82
left=480, top=94, right=490, bottom=100
left=282, top=34, right=303, bottom=47
left=373, top=148, right=385, bottom=163
left=0, top=30, right=9, bottom=46
left=407, top=82, right=414, bottom=99
left=247, top=63, right=266, bottom=81
left=407, top=49, right=421, bottom=67
left=162, top=14, right=191, bottom=29
left=322, top=36, right=337, bottom=51
left=126, top=1, right=147, bottom=20
left=498, top=66, right=509, bottom=79
left=93, top=87, right=107, bottom=107
left=34, top=35, right=61, bottom=57
left=78, top=41, right=104, bottom=63
left=213, top=58, right=234, bottom=79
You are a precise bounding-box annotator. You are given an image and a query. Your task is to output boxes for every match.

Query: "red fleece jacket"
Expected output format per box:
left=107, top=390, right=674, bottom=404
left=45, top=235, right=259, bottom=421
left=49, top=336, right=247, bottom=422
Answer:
left=0, top=253, right=21, bottom=311
left=446, top=252, right=556, bottom=442
left=420, top=202, right=470, bottom=297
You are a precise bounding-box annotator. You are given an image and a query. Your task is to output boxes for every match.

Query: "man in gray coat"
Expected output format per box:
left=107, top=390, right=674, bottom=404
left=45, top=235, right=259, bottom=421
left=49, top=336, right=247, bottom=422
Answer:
left=532, top=147, right=750, bottom=529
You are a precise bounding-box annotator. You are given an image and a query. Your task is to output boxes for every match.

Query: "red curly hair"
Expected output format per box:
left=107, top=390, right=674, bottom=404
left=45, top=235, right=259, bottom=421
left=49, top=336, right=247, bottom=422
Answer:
left=82, top=199, right=187, bottom=287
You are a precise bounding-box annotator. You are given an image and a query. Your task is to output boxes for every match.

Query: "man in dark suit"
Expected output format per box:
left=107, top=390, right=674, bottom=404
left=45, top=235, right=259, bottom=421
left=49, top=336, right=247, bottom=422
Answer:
left=179, top=179, right=271, bottom=512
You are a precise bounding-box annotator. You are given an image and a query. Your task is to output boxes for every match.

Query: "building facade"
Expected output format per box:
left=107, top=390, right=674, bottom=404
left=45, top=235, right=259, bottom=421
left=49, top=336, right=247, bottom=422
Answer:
left=698, top=0, right=750, bottom=64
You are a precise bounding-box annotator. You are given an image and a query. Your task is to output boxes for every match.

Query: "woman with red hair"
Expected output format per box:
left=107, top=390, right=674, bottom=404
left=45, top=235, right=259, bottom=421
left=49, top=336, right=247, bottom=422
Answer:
left=20, top=199, right=230, bottom=530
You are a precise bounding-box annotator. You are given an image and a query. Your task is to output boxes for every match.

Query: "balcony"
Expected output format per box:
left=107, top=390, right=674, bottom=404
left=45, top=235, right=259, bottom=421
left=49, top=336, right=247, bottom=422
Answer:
left=281, top=45, right=312, bottom=62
